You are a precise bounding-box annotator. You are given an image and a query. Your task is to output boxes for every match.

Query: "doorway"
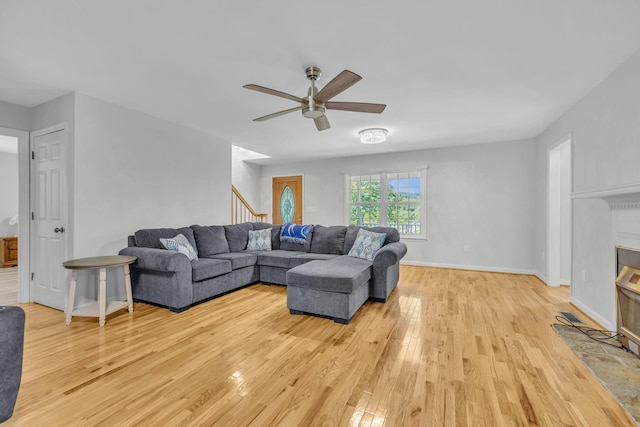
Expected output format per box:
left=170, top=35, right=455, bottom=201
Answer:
left=272, top=175, right=303, bottom=224
left=0, top=134, right=19, bottom=304
left=547, top=136, right=572, bottom=287
left=0, top=127, right=29, bottom=303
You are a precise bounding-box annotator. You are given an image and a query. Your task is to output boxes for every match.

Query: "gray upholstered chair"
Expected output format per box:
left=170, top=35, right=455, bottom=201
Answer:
left=0, top=306, right=25, bottom=423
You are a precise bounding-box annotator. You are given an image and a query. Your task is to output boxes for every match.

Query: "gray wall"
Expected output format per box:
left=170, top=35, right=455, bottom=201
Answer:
left=535, top=48, right=640, bottom=329
left=0, top=100, right=30, bottom=131
left=260, top=139, right=537, bottom=273
left=73, top=93, right=232, bottom=257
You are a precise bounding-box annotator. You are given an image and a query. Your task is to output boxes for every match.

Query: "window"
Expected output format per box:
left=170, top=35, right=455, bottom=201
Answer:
left=347, top=170, right=426, bottom=238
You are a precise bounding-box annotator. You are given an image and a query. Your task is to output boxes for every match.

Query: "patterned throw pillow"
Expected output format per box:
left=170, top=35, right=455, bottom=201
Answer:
left=247, top=228, right=272, bottom=251
left=348, top=228, right=386, bottom=261
left=160, top=234, right=198, bottom=260
left=280, top=223, right=312, bottom=244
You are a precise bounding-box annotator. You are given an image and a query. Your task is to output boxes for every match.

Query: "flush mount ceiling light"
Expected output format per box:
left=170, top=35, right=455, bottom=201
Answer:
left=359, top=128, right=388, bottom=144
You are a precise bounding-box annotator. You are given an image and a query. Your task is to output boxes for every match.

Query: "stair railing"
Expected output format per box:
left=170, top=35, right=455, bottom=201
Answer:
left=231, top=185, right=268, bottom=224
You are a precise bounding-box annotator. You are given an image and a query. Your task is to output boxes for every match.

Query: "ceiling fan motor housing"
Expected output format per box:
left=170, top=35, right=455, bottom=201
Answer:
left=305, top=66, right=321, bottom=81
left=303, top=83, right=325, bottom=118
left=302, top=104, right=325, bottom=119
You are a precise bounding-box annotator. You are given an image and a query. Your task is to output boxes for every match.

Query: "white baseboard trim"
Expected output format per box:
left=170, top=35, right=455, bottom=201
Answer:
left=569, top=296, right=614, bottom=331
left=400, top=260, right=536, bottom=276
left=535, top=273, right=549, bottom=285
left=533, top=275, right=571, bottom=287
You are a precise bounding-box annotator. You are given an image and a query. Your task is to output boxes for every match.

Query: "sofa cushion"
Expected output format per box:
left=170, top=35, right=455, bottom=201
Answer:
left=257, top=250, right=305, bottom=268
left=191, top=258, right=232, bottom=282
left=280, top=225, right=313, bottom=252
left=343, top=225, right=400, bottom=254
left=310, top=225, right=347, bottom=255
left=192, top=225, right=230, bottom=256
left=252, top=223, right=281, bottom=250
left=286, top=257, right=372, bottom=294
left=135, top=227, right=197, bottom=252
left=247, top=228, right=272, bottom=251
left=224, top=223, right=253, bottom=252
left=289, top=253, right=339, bottom=268
left=208, top=252, right=258, bottom=270
left=159, top=234, right=199, bottom=261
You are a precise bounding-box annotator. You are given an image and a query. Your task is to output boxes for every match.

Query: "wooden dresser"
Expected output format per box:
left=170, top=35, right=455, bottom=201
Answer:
left=1, top=237, right=18, bottom=268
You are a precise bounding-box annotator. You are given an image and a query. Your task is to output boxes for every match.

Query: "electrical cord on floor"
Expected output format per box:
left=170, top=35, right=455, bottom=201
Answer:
left=554, top=315, right=623, bottom=348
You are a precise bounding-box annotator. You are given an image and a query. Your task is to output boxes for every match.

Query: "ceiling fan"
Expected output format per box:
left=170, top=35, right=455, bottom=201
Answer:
left=243, top=66, right=386, bottom=131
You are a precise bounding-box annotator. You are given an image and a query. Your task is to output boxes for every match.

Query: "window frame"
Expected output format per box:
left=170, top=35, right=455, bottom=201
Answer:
left=345, top=169, right=427, bottom=240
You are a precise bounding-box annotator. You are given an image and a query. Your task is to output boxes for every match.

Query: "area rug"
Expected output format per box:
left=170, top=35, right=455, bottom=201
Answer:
left=552, top=323, right=640, bottom=426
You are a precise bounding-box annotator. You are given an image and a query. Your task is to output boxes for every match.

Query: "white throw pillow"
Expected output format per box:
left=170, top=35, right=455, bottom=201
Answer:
left=348, top=228, right=386, bottom=261
left=247, top=228, right=272, bottom=251
left=160, top=234, right=198, bottom=260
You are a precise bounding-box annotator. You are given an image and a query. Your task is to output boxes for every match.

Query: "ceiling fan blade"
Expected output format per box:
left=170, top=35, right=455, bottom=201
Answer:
left=325, top=102, right=386, bottom=114
left=314, top=70, right=362, bottom=103
left=243, top=84, right=303, bottom=103
left=253, top=106, right=302, bottom=122
left=314, top=115, right=330, bottom=131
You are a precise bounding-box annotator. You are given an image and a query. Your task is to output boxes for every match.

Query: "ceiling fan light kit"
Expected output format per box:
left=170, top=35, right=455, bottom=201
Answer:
left=359, top=128, right=388, bottom=144
left=243, top=66, right=386, bottom=131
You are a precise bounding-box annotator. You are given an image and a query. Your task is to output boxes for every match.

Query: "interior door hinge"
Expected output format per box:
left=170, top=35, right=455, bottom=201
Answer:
left=31, top=151, right=34, bottom=160
left=31, top=272, right=34, bottom=280
left=31, top=212, right=35, bottom=220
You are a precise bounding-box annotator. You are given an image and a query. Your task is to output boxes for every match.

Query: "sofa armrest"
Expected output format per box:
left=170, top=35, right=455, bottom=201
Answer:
left=119, top=247, right=191, bottom=273
left=370, top=241, right=407, bottom=301
left=373, top=242, right=408, bottom=268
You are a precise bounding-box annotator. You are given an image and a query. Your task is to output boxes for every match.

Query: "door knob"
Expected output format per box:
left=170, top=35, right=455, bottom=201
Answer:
left=54, top=227, right=65, bottom=233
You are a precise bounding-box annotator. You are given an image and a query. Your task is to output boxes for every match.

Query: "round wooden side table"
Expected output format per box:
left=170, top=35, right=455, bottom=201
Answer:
left=62, top=255, right=137, bottom=326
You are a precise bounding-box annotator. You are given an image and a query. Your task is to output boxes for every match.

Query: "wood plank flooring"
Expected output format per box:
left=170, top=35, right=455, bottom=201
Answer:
left=0, top=266, right=18, bottom=306
left=5, top=266, right=634, bottom=426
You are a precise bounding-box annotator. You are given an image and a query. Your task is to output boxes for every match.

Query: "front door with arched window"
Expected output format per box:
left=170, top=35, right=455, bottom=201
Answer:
left=272, top=175, right=302, bottom=224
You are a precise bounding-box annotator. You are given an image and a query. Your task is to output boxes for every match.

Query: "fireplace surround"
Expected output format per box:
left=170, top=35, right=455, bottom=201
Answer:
left=573, top=182, right=640, bottom=342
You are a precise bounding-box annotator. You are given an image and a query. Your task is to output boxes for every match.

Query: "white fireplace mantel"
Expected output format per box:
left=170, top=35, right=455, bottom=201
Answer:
left=572, top=183, right=640, bottom=209
left=573, top=182, right=640, bottom=252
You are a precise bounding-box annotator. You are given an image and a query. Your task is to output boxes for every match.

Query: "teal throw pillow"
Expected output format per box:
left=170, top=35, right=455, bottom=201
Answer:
left=348, top=228, right=386, bottom=261
left=160, top=234, right=198, bottom=260
left=247, top=228, right=272, bottom=251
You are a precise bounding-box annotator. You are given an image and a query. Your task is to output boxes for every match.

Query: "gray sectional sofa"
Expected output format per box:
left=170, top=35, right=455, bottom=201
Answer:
left=119, top=222, right=407, bottom=323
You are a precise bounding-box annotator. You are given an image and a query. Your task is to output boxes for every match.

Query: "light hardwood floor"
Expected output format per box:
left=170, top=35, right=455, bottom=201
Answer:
left=0, top=266, right=18, bottom=306
left=6, top=266, right=634, bottom=426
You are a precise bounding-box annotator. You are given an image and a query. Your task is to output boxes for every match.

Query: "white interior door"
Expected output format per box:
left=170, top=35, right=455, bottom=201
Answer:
left=31, top=126, right=68, bottom=310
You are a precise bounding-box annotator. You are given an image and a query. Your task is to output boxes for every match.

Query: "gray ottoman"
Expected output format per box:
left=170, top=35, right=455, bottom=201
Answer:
left=286, top=257, right=372, bottom=324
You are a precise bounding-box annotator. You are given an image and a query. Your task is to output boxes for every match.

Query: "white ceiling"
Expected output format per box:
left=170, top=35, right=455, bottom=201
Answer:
left=2, top=1, right=640, bottom=164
